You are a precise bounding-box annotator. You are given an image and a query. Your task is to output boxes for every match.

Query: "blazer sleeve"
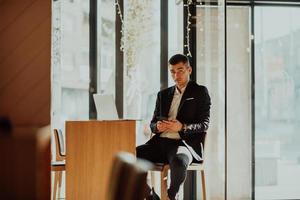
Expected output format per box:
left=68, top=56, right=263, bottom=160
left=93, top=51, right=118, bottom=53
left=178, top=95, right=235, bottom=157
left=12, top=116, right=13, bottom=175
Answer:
left=150, top=92, right=162, bottom=135
left=179, top=86, right=211, bottom=139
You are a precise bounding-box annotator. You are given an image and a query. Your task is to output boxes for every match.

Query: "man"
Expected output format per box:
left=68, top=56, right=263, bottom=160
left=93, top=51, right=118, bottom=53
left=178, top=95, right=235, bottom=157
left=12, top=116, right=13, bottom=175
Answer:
left=136, top=54, right=211, bottom=200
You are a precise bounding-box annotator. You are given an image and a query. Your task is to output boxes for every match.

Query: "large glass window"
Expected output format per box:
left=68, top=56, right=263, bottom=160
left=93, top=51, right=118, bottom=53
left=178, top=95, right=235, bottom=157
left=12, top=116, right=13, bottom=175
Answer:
left=52, top=0, right=89, bottom=133
left=51, top=0, right=89, bottom=198
left=97, top=0, right=116, bottom=95
left=168, top=0, right=184, bottom=86
left=227, top=6, right=252, bottom=200
left=122, top=0, right=161, bottom=145
left=196, top=3, right=226, bottom=199
left=168, top=0, right=183, bottom=57
left=255, top=6, right=300, bottom=200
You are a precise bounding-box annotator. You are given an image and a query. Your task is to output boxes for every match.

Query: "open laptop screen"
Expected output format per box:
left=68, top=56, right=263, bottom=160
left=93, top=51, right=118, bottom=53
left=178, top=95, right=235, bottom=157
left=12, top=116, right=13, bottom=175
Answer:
left=93, top=94, right=119, bottom=120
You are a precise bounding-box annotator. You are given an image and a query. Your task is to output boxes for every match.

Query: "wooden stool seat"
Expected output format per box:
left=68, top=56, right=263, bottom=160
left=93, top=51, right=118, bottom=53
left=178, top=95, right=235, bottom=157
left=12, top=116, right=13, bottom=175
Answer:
left=51, top=161, right=65, bottom=171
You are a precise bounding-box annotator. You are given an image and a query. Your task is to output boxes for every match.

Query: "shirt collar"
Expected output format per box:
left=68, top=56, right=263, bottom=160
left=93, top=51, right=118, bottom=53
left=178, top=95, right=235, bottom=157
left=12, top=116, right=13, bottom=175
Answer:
left=175, top=85, right=187, bottom=95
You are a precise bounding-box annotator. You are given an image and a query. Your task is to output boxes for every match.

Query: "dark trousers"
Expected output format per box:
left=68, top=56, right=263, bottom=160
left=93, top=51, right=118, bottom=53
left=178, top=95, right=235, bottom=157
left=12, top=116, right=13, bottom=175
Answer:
left=136, top=137, right=192, bottom=200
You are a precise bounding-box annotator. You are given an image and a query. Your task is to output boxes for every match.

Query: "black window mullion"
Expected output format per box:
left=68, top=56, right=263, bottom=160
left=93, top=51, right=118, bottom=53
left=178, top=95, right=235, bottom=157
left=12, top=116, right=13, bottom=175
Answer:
left=115, top=0, right=124, bottom=118
left=161, top=0, right=168, bottom=89
left=250, top=0, right=255, bottom=199
left=89, top=0, right=98, bottom=119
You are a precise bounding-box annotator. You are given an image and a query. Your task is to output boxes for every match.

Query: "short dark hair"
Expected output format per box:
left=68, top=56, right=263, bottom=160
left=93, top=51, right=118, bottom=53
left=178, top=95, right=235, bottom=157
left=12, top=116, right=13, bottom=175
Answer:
left=168, top=54, right=190, bottom=66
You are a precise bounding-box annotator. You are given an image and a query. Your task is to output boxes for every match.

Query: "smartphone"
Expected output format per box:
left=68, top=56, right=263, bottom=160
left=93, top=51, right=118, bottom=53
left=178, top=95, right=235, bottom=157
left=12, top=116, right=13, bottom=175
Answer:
left=157, top=116, right=168, bottom=121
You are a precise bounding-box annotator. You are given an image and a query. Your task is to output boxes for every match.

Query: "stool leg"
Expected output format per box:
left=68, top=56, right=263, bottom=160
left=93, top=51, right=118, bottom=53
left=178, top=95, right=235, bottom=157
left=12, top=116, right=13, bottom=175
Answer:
left=53, top=172, right=58, bottom=200
left=161, top=167, right=168, bottom=200
left=150, top=171, right=156, bottom=188
left=201, top=170, right=206, bottom=200
left=57, top=171, right=62, bottom=198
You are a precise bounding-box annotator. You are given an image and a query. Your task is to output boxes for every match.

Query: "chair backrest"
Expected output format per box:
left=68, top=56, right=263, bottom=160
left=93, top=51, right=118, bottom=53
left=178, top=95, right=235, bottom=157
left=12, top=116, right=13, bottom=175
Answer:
left=107, top=152, right=153, bottom=200
left=53, top=129, right=65, bottom=161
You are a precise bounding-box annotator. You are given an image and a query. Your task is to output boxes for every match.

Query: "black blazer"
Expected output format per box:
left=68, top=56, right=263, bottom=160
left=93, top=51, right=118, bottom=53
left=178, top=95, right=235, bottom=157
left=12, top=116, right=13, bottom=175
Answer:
left=148, top=81, right=211, bottom=162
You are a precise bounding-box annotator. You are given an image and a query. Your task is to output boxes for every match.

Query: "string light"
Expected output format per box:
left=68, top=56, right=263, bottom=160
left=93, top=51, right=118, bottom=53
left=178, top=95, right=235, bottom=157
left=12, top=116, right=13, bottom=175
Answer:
left=115, top=0, right=124, bottom=51
left=116, top=0, right=193, bottom=58
left=115, top=0, right=153, bottom=74
left=184, top=0, right=193, bottom=57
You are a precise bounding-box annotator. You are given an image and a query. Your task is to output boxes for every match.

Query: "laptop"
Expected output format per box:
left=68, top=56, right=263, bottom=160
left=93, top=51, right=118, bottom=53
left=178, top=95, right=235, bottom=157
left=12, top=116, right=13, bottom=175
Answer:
left=93, top=94, right=119, bottom=120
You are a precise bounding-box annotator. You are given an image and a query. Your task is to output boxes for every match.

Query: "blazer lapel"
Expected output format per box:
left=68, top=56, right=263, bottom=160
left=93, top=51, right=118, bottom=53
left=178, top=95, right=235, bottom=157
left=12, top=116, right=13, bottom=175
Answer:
left=161, top=86, right=175, bottom=117
left=177, top=81, right=193, bottom=116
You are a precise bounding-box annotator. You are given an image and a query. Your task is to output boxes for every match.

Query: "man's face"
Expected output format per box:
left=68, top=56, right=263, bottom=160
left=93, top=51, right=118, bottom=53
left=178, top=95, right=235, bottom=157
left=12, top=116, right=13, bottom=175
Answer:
left=169, top=62, right=192, bottom=87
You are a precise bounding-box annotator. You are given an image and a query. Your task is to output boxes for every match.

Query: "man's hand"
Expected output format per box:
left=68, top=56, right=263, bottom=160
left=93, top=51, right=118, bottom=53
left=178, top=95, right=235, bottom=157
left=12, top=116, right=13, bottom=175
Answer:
left=156, top=121, right=168, bottom=132
left=162, top=120, right=183, bottom=132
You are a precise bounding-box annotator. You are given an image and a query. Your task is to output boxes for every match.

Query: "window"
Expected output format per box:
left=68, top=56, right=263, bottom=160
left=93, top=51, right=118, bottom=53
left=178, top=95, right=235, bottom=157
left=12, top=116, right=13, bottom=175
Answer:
left=122, top=0, right=161, bottom=145
left=227, top=6, right=252, bottom=199
left=52, top=0, right=89, bottom=132
left=255, top=7, right=300, bottom=199
left=97, top=0, right=116, bottom=95
left=196, top=2, right=226, bottom=199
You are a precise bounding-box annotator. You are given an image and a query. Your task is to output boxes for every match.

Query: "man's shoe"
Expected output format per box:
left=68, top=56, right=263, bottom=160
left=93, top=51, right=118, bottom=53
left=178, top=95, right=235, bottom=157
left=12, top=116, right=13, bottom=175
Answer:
left=146, top=187, right=160, bottom=200
left=167, top=189, right=179, bottom=200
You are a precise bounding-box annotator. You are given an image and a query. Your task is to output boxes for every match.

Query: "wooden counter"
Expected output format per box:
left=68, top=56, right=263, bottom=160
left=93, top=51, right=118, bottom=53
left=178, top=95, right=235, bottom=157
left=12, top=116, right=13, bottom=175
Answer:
left=66, top=120, right=136, bottom=200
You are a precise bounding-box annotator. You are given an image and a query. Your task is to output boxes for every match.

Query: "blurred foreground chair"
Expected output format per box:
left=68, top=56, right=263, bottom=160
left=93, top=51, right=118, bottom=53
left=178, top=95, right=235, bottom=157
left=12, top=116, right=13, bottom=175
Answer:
left=107, top=152, right=153, bottom=200
left=0, top=125, right=51, bottom=199
left=51, top=129, right=65, bottom=200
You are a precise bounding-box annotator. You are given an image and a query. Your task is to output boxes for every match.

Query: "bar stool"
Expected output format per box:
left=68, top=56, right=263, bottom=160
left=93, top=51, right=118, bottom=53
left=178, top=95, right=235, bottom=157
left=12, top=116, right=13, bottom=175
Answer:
left=149, top=133, right=207, bottom=200
left=151, top=162, right=206, bottom=200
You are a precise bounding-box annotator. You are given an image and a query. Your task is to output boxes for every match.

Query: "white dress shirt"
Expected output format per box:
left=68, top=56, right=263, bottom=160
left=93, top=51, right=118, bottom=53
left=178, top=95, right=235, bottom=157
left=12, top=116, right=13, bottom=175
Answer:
left=160, top=85, right=186, bottom=139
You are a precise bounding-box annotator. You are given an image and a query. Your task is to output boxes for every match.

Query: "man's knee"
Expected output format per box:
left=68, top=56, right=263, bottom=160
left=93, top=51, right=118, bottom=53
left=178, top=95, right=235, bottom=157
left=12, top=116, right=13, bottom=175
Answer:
left=170, top=154, right=190, bottom=169
left=136, top=143, right=164, bottom=163
left=136, top=145, right=144, bottom=158
left=136, top=145, right=152, bottom=160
